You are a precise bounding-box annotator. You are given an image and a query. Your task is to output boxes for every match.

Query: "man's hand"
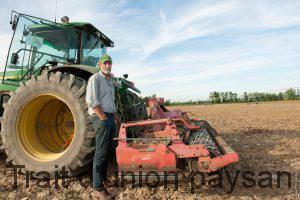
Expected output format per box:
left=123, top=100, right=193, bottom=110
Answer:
left=99, top=113, right=107, bottom=121
left=93, top=106, right=107, bottom=120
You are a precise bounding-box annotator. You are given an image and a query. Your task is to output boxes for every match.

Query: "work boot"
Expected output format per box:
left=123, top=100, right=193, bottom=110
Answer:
left=91, top=188, right=113, bottom=200
left=103, top=179, right=115, bottom=189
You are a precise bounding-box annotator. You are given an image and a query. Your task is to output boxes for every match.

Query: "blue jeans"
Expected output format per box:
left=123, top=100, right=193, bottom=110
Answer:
left=92, top=113, right=116, bottom=191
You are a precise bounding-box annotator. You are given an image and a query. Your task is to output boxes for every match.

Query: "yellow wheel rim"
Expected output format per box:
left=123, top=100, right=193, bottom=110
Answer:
left=17, top=94, right=75, bottom=162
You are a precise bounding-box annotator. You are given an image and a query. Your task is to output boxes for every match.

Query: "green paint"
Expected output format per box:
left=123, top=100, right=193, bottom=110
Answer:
left=0, top=83, right=19, bottom=92
left=0, top=69, right=26, bottom=78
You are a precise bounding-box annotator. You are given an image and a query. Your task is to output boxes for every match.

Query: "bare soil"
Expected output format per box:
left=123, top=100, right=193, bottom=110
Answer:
left=1, top=100, right=300, bottom=199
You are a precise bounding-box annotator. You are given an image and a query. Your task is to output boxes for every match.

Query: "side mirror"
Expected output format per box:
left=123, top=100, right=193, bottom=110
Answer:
left=123, top=74, right=128, bottom=79
left=10, top=14, right=18, bottom=31
left=11, top=53, right=19, bottom=65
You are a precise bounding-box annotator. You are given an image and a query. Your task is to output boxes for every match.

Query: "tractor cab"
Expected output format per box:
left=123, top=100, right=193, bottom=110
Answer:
left=1, top=11, right=114, bottom=86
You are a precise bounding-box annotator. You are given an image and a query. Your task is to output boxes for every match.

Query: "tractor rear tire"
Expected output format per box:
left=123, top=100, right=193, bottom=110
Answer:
left=0, top=72, right=95, bottom=177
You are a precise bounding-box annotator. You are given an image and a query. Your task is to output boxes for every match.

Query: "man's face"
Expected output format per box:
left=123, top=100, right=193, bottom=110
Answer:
left=99, top=61, right=112, bottom=75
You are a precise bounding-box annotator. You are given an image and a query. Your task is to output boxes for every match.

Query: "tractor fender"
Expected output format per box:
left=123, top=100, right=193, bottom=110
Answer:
left=47, top=65, right=98, bottom=81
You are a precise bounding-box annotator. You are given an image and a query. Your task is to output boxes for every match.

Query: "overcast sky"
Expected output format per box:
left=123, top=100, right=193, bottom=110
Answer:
left=0, top=0, right=299, bottom=101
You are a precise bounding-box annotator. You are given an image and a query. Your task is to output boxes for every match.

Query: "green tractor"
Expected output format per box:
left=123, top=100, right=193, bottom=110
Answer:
left=0, top=11, right=147, bottom=177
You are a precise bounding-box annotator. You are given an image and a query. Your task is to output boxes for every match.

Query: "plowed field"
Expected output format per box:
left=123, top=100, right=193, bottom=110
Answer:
left=1, top=101, right=300, bottom=199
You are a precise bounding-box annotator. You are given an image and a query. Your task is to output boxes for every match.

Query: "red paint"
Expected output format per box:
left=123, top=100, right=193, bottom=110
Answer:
left=115, top=117, right=238, bottom=173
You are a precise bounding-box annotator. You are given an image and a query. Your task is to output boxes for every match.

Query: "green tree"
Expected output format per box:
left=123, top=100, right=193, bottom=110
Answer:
left=233, top=92, right=238, bottom=102
left=243, top=92, right=249, bottom=102
left=277, top=92, right=283, bottom=100
left=284, top=88, right=296, bottom=100
left=297, top=89, right=300, bottom=100
left=164, top=99, right=171, bottom=106
left=209, top=91, right=221, bottom=103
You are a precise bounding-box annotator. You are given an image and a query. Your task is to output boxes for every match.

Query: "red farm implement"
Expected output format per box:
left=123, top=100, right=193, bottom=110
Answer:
left=115, top=98, right=238, bottom=178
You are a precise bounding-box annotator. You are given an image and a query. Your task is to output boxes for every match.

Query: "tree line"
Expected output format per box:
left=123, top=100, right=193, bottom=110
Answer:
left=142, top=88, right=300, bottom=106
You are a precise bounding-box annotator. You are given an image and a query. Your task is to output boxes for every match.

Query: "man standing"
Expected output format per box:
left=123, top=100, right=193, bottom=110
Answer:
left=86, top=54, right=117, bottom=199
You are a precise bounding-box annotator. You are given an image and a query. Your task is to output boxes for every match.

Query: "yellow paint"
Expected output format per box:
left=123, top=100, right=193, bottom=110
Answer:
left=0, top=75, right=20, bottom=80
left=17, top=94, right=75, bottom=162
